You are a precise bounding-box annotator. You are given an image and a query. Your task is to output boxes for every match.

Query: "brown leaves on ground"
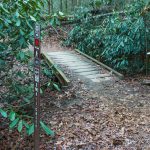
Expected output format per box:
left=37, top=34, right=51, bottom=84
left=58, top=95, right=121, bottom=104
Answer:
left=0, top=31, right=150, bottom=149
left=1, top=74, right=149, bottom=150
left=40, top=76, right=150, bottom=150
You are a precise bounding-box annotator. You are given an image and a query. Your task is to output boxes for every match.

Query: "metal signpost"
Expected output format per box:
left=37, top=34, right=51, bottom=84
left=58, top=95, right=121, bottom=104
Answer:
left=34, top=24, right=41, bottom=150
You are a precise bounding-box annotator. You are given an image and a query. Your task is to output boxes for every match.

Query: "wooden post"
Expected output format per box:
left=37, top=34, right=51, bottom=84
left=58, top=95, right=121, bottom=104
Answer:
left=34, top=24, right=41, bottom=150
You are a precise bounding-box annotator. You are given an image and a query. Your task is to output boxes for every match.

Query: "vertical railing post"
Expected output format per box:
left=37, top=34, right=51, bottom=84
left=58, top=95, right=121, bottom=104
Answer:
left=34, top=24, right=41, bottom=150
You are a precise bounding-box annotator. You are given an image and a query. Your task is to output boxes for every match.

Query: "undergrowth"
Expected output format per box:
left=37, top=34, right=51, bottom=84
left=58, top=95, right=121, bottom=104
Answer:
left=0, top=0, right=61, bottom=137
left=65, top=1, right=150, bottom=74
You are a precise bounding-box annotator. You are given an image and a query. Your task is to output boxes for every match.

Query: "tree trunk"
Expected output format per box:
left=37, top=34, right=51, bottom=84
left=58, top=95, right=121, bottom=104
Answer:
left=60, top=0, right=63, bottom=11
left=65, top=0, right=68, bottom=13
left=71, top=0, right=74, bottom=12
left=48, top=0, right=51, bottom=14
left=51, top=0, right=54, bottom=13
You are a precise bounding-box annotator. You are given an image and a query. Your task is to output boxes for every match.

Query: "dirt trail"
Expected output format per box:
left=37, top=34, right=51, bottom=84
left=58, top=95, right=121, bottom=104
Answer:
left=1, top=33, right=149, bottom=150
left=41, top=39, right=150, bottom=150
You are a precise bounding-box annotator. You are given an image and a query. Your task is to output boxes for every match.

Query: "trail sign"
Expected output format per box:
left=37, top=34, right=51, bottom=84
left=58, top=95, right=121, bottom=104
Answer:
left=34, top=24, right=41, bottom=150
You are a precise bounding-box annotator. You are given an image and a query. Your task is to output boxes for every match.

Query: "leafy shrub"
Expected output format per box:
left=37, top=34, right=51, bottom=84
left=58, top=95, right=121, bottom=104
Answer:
left=0, top=0, right=57, bottom=136
left=65, top=1, right=150, bottom=74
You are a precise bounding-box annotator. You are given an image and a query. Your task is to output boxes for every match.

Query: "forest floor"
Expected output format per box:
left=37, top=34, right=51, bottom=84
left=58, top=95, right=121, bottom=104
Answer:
left=0, top=28, right=150, bottom=150
left=41, top=32, right=150, bottom=150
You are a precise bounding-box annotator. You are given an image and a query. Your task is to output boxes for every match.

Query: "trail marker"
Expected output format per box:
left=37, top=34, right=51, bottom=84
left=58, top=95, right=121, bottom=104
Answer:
left=34, top=24, right=41, bottom=150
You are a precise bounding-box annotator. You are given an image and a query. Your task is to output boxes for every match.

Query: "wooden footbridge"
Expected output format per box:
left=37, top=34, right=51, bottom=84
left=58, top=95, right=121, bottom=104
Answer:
left=42, top=49, right=124, bottom=86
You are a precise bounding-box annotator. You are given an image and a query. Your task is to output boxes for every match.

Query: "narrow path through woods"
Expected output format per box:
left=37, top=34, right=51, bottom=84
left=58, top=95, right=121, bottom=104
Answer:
left=40, top=39, right=150, bottom=150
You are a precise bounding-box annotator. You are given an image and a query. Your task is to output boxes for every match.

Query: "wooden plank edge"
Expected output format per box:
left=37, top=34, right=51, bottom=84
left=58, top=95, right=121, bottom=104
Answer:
left=74, top=49, right=124, bottom=79
left=141, top=79, right=150, bottom=86
left=41, top=52, right=70, bottom=86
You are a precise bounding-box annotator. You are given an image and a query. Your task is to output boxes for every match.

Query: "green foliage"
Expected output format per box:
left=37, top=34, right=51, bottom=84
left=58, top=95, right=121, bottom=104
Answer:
left=27, top=124, right=34, bottom=135
left=0, top=108, right=7, bottom=118
left=0, top=0, right=45, bottom=104
left=0, top=0, right=44, bottom=52
left=101, top=15, right=146, bottom=72
left=65, top=1, right=150, bottom=74
left=0, top=107, right=55, bottom=136
left=18, top=120, right=23, bottom=132
left=53, top=83, right=61, bottom=92
left=9, top=111, right=16, bottom=121
left=49, top=11, right=66, bottom=27
left=9, top=118, right=19, bottom=129
left=40, top=121, right=55, bottom=136
left=89, top=0, right=112, bottom=8
left=0, top=0, right=57, bottom=137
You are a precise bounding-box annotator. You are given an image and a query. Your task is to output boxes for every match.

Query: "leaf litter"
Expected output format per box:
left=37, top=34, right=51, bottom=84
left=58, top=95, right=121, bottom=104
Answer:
left=0, top=30, right=150, bottom=150
left=40, top=35, right=150, bottom=149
